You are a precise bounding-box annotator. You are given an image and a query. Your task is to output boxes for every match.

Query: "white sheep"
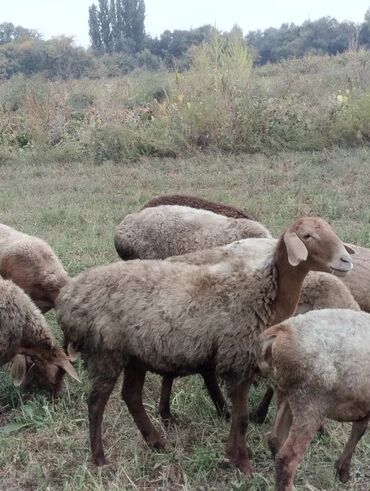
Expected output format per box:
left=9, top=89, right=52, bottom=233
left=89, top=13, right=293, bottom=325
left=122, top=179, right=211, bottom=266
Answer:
left=114, top=205, right=272, bottom=260
left=57, top=217, right=352, bottom=472
left=0, top=223, right=68, bottom=313
left=258, top=308, right=370, bottom=491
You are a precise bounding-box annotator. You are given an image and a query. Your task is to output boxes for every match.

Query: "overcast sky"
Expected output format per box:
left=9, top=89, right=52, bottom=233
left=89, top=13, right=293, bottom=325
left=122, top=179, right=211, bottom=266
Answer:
left=2, top=0, right=370, bottom=47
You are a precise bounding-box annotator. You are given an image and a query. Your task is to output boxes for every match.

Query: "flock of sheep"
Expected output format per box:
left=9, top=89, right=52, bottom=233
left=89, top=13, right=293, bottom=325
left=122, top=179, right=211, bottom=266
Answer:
left=1, top=194, right=370, bottom=491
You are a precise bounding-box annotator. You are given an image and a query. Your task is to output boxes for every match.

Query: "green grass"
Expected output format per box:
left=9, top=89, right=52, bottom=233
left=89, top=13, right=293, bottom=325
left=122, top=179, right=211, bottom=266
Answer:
left=0, top=148, right=370, bottom=490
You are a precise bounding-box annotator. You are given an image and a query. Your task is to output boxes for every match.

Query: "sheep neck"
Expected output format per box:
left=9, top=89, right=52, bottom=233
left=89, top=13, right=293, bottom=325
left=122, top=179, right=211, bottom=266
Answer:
left=270, top=236, right=309, bottom=325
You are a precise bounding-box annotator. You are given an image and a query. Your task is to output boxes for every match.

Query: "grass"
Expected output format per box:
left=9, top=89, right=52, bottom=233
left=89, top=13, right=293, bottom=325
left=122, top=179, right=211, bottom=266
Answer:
left=0, top=147, right=370, bottom=490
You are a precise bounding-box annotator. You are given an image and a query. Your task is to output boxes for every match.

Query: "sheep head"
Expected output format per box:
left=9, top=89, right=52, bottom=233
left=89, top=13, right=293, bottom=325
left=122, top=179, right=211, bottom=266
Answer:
left=283, top=217, right=353, bottom=276
left=8, top=347, right=80, bottom=396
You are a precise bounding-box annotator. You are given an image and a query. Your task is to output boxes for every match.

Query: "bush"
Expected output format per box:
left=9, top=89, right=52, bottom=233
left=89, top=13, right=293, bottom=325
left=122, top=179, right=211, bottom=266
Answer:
left=1, top=49, right=370, bottom=164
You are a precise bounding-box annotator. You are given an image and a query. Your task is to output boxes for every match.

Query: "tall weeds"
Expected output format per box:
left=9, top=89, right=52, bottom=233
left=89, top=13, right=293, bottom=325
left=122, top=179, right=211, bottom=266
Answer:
left=1, top=42, right=370, bottom=165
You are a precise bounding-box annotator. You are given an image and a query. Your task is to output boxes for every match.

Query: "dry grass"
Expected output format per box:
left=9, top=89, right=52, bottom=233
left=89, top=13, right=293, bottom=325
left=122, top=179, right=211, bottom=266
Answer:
left=0, top=148, right=370, bottom=490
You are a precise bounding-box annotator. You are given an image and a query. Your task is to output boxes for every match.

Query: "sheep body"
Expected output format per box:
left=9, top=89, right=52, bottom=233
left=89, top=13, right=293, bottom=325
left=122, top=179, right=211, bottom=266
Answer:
left=0, top=277, right=78, bottom=393
left=0, top=223, right=68, bottom=312
left=342, top=244, right=370, bottom=312
left=143, top=194, right=254, bottom=219
left=58, top=258, right=276, bottom=377
left=114, top=205, right=271, bottom=260
left=258, top=309, right=370, bottom=490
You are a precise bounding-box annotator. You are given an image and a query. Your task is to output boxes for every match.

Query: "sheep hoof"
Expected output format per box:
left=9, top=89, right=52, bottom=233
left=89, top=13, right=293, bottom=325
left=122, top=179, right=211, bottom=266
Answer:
left=217, top=407, right=230, bottom=420
left=317, top=423, right=327, bottom=436
left=227, top=448, right=255, bottom=476
left=250, top=409, right=267, bottom=424
left=335, top=461, right=351, bottom=483
left=160, top=413, right=178, bottom=427
left=267, top=436, right=280, bottom=459
left=236, top=458, right=255, bottom=477
left=92, top=454, right=108, bottom=467
left=146, top=433, right=166, bottom=450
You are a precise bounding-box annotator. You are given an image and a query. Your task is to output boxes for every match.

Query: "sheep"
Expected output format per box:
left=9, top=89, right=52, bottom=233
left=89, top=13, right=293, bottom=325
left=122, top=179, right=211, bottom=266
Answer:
left=143, top=194, right=255, bottom=219
left=158, top=238, right=360, bottom=425
left=56, top=216, right=353, bottom=472
left=0, top=223, right=69, bottom=313
left=0, top=277, right=80, bottom=395
left=114, top=205, right=271, bottom=260
left=341, top=244, right=370, bottom=312
left=257, top=309, right=370, bottom=491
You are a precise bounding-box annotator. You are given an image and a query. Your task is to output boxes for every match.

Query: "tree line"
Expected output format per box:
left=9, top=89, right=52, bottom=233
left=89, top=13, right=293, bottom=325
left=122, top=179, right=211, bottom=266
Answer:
left=1, top=4, right=370, bottom=80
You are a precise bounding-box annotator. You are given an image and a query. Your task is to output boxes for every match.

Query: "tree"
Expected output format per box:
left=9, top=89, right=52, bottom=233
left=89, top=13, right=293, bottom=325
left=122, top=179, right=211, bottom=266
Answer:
left=88, top=4, right=103, bottom=51
left=98, top=0, right=113, bottom=52
left=0, top=22, right=39, bottom=44
left=120, top=0, right=145, bottom=52
left=88, top=0, right=145, bottom=53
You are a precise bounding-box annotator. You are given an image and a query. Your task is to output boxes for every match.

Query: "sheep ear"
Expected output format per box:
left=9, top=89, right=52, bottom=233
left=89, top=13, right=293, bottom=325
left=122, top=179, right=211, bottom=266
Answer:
left=9, top=355, right=27, bottom=386
left=283, top=232, right=308, bottom=266
left=56, top=354, right=81, bottom=383
left=344, top=243, right=356, bottom=255
left=67, top=342, right=80, bottom=362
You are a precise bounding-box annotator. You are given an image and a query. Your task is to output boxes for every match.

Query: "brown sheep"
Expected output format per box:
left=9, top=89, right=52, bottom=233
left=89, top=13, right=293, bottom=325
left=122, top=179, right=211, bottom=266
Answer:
left=143, top=194, right=255, bottom=219
left=0, top=277, right=80, bottom=395
left=0, top=223, right=68, bottom=313
left=57, top=217, right=353, bottom=472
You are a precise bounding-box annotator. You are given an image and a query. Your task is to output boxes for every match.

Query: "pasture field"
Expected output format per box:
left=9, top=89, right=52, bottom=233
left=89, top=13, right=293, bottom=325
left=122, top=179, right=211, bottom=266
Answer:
left=0, top=147, right=370, bottom=490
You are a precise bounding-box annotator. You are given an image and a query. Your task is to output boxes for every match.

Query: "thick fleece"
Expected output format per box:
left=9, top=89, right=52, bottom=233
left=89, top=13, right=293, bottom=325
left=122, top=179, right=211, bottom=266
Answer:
left=0, top=223, right=68, bottom=312
left=259, top=309, right=370, bottom=490
left=58, top=257, right=277, bottom=383
left=114, top=205, right=271, bottom=260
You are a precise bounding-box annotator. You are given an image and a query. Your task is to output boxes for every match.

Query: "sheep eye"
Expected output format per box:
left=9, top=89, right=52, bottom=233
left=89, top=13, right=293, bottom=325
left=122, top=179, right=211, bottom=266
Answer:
left=302, top=234, right=312, bottom=240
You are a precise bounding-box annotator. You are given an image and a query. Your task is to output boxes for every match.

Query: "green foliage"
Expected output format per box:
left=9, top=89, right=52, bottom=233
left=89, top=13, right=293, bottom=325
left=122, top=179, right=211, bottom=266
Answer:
left=0, top=37, right=95, bottom=80
left=1, top=50, right=370, bottom=163
left=334, top=91, right=370, bottom=143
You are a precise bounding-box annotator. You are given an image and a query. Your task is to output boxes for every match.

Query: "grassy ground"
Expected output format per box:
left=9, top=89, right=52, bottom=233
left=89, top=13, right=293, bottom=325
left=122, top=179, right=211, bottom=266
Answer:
left=0, top=148, right=370, bottom=490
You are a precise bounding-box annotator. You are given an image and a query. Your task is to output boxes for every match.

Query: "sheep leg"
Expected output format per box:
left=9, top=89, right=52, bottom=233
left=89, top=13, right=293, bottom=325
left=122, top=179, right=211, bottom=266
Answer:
left=159, top=375, right=177, bottom=425
left=251, top=385, right=274, bottom=424
left=226, top=380, right=254, bottom=476
left=275, top=413, right=321, bottom=491
left=335, top=416, right=369, bottom=483
left=88, top=374, right=119, bottom=466
left=268, top=392, right=292, bottom=459
left=201, top=370, right=229, bottom=419
left=122, top=365, right=165, bottom=450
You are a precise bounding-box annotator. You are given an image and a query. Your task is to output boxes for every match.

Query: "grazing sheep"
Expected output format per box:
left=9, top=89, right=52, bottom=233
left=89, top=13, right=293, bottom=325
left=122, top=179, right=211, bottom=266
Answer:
left=341, top=244, right=370, bottom=312
left=159, top=238, right=360, bottom=424
left=258, top=309, right=370, bottom=491
left=57, top=217, right=352, bottom=472
left=143, top=194, right=255, bottom=219
left=0, top=223, right=68, bottom=313
left=0, top=277, right=80, bottom=395
left=114, top=205, right=271, bottom=260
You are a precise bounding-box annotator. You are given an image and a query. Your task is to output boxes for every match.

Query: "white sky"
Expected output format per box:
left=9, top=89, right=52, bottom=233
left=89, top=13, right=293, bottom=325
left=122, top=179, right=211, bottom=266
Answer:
left=1, top=0, right=369, bottom=47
